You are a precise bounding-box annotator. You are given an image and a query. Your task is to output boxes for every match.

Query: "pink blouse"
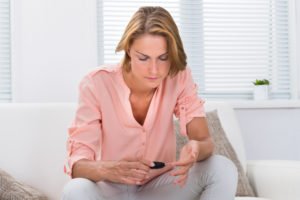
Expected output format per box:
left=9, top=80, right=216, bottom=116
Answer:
left=64, top=64, right=205, bottom=176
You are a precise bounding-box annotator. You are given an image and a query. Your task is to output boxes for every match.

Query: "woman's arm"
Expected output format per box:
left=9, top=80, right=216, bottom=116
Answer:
left=72, top=158, right=153, bottom=184
left=186, top=117, right=214, bottom=161
left=72, top=159, right=105, bottom=182
left=170, top=117, right=214, bottom=186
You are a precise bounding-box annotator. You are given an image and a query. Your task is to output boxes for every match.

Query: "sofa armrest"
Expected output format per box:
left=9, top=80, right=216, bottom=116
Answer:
left=246, top=160, right=300, bottom=200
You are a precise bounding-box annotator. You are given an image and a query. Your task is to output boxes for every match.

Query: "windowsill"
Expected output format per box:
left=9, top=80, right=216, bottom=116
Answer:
left=226, top=100, right=300, bottom=109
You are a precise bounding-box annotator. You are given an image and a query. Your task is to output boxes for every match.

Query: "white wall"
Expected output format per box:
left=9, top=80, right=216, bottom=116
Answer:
left=12, top=0, right=98, bottom=102
left=11, top=0, right=300, bottom=160
left=236, top=108, right=300, bottom=161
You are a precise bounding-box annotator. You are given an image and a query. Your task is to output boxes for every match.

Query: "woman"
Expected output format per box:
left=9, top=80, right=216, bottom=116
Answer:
left=62, top=6, right=237, bottom=200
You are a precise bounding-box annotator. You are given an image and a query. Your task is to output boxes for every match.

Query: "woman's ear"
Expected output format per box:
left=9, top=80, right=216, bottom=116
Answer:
left=126, top=49, right=131, bottom=58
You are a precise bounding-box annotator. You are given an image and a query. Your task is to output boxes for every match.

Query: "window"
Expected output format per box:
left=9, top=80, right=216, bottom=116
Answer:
left=200, top=0, right=292, bottom=99
left=97, top=0, right=180, bottom=65
left=0, top=0, right=11, bottom=102
left=97, top=0, right=294, bottom=100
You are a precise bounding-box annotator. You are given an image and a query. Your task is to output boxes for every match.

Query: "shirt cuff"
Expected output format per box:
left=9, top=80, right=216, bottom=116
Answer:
left=64, top=144, right=95, bottom=177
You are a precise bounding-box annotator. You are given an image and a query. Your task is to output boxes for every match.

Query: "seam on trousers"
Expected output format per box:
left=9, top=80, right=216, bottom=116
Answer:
left=126, top=185, right=129, bottom=200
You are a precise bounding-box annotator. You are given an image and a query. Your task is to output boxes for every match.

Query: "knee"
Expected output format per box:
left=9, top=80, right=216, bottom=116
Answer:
left=214, top=155, right=237, bottom=177
left=194, top=155, right=238, bottom=181
left=62, top=178, right=98, bottom=200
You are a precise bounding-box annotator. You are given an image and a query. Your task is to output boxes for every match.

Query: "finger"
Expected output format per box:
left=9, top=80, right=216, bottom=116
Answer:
left=120, top=177, right=142, bottom=185
left=129, top=161, right=151, bottom=172
left=128, top=169, right=149, bottom=179
left=170, top=166, right=189, bottom=177
left=120, top=161, right=150, bottom=172
left=120, top=171, right=148, bottom=185
left=181, top=145, right=193, bottom=155
left=172, top=158, right=195, bottom=167
left=180, top=146, right=197, bottom=158
left=137, top=161, right=152, bottom=171
left=139, top=158, right=154, bottom=168
left=120, top=177, right=135, bottom=185
left=133, top=168, right=148, bottom=175
left=120, top=168, right=147, bottom=179
left=174, top=175, right=188, bottom=187
left=122, top=157, right=151, bottom=167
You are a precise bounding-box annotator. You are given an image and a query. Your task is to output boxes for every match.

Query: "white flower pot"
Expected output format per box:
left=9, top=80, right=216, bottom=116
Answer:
left=253, top=85, right=269, bottom=100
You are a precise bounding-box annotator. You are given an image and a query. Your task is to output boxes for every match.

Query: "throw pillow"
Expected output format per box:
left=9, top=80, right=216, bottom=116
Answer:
left=0, top=169, right=47, bottom=200
left=174, top=110, right=256, bottom=197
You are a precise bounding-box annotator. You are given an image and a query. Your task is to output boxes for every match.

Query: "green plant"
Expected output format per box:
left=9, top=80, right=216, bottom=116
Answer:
left=253, top=79, right=270, bottom=85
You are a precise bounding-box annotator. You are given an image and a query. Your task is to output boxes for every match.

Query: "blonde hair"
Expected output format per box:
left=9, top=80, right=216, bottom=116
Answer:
left=115, top=6, right=187, bottom=76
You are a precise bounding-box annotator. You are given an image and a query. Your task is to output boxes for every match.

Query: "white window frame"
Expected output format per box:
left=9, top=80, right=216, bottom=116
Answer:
left=288, top=0, right=298, bottom=99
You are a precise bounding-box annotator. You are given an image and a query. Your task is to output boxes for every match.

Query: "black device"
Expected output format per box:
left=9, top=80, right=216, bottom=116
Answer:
left=150, top=161, right=165, bottom=169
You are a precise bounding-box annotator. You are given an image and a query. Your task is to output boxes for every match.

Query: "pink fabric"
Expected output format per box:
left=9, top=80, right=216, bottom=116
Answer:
left=64, top=64, right=205, bottom=176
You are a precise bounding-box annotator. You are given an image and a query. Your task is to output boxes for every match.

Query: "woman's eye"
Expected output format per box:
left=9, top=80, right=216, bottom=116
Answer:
left=159, top=56, right=168, bottom=61
left=138, top=57, right=148, bottom=61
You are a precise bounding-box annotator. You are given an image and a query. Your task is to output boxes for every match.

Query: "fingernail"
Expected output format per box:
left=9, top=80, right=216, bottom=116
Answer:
left=150, top=162, right=155, bottom=167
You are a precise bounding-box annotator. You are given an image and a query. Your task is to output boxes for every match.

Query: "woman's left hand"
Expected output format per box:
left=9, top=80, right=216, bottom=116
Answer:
left=138, top=163, right=174, bottom=185
left=170, top=140, right=199, bottom=187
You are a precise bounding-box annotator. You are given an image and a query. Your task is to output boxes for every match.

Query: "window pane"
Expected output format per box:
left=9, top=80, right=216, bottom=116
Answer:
left=0, top=0, right=11, bottom=102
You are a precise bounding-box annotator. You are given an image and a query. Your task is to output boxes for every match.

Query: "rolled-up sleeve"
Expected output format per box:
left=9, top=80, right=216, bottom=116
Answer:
left=174, top=68, right=205, bottom=136
left=64, top=75, right=102, bottom=177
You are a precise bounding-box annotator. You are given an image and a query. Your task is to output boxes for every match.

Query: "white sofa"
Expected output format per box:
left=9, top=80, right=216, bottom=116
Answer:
left=0, top=102, right=299, bottom=200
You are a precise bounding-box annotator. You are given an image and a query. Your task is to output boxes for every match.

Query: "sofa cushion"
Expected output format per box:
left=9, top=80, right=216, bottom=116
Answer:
left=0, top=169, right=47, bottom=200
left=235, top=198, right=270, bottom=200
left=175, top=110, right=255, bottom=197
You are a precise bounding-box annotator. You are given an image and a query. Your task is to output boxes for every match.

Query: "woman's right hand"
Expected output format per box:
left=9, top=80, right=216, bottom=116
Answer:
left=101, top=158, right=153, bottom=185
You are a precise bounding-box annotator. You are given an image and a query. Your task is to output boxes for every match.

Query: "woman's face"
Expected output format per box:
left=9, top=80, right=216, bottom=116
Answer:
left=128, top=34, right=171, bottom=90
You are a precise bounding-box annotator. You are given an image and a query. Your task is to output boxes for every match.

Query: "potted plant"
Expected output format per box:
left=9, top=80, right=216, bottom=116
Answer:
left=252, top=79, right=270, bottom=100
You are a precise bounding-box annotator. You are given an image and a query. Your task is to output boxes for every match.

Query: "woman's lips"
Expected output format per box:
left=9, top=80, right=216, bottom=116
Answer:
left=146, top=77, right=159, bottom=81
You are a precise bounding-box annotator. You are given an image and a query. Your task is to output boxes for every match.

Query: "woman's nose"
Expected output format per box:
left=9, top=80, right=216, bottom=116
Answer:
left=149, top=61, right=158, bottom=74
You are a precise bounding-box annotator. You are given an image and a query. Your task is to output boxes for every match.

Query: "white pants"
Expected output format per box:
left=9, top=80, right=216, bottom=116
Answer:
left=62, top=155, right=238, bottom=200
